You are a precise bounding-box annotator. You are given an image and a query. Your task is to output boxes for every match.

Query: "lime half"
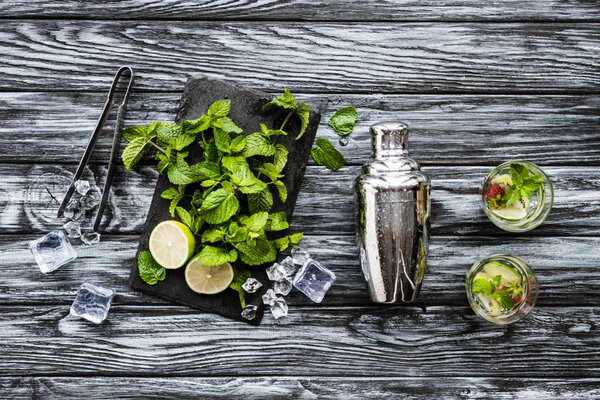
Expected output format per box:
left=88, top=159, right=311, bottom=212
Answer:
left=491, top=203, right=527, bottom=221
left=149, top=220, right=195, bottom=269
left=483, top=261, right=520, bottom=283
left=185, top=257, right=234, bottom=294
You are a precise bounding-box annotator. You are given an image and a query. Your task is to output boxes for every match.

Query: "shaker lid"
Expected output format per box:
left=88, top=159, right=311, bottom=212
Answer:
left=370, top=121, right=409, bottom=158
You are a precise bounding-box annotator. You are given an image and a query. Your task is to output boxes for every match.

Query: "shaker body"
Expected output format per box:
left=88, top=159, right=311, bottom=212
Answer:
left=355, top=122, right=430, bottom=304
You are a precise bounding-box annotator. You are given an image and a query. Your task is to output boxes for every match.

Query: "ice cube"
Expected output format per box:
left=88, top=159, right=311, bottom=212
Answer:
left=262, top=288, right=278, bottom=306
left=29, top=230, right=77, bottom=273
left=242, top=277, right=262, bottom=293
left=292, top=259, right=336, bottom=303
left=270, top=297, right=288, bottom=319
left=64, top=199, right=84, bottom=221
left=274, top=277, right=292, bottom=296
left=241, top=305, right=258, bottom=320
left=74, top=180, right=90, bottom=196
left=266, top=263, right=287, bottom=282
left=279, top=256, right=297, bottom=276
left=80, top=189, right=101, bottom=210
left=62, top=221, right=81, bottom=239
left=81, top=232, right=101, bottom=245
left=291, top=248, right=310, bottom=266
left=70, top=282, right=114, bottom=324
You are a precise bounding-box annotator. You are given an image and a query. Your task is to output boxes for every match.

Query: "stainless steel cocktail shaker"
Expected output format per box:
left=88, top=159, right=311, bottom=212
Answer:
left=355, top=122, right=430, bottom=303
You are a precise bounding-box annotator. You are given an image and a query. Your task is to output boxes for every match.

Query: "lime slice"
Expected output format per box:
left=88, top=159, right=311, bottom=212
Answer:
left=483, top=261, right=520, bottom=283
left=491, top=174, right=513, bottom=190
left=149, top=220, right=195, bottom=269
left=185, top=257, right=234, bottom=294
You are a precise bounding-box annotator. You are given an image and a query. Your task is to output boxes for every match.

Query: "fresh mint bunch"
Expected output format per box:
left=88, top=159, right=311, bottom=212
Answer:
left=502, top=163, right=544, bottom=207
left=123, top=92, right=308, bottom=303
left=328, top=106, right=357, bottom=136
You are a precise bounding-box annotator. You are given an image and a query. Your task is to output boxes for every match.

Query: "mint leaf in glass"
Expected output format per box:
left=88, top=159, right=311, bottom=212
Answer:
left=492, top=290, right=515, bottom=309
left=472, top=278, right=493, bottom=295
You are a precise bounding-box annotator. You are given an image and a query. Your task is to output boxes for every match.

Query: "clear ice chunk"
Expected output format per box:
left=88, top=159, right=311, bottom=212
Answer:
left=274, top=277, right=292, bottom=296
left=279, top=256, right=297, bottom=276
left=29, top=230, right=77, bottom=273
left=64, top=199, right=84, bottom=221
left=262, top=288, right=278, bottom=306
left=291, top=248, right=310, bottom=266
left=74, top=179, right=90, bottom=196
left=292, top=259, right=336, bottom=303
left=80, top=189, right=101, bottom=210
left=62, top=221, right=81, bottom=239
left=81, top=232, right=101, bottom=245
left=266, top=263, right=287, bottom=282
left=270, top=297, right=288, bottom=319
left=242, top=277, right=262, bottom=293
left=241, top=305, right=258, bottom=320
left=70, top=282, right=114, bottom=324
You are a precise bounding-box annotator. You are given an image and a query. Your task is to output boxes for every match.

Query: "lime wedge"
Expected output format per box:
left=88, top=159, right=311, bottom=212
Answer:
left=185, top=257, right=234, bottom=294
left=149, top=220, right=195, bottom=269
left=483, top=261, right=520, bottom=283
left=491, top=202, right=527, bottom=221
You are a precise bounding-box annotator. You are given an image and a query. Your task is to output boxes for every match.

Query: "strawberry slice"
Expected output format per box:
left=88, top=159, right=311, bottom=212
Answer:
left=486, top=184, right=505, bottom=209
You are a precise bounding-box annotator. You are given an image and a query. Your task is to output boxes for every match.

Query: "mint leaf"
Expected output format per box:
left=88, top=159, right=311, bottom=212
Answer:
left=273, top=180, right=287, bottom=203
left=328, top=106, right=357, bottom=136
left=295, top=101, right=310, bottom=140
left=183, top=115, right=211, bottom=134
left=122, top=137, right=151, bottom=170
left=160, top=187, right=179, bottom=200
left=492, top=290, right=515, bottom=309
left=242, top=133, right=276, bottom=157
left=502, top=186, right=522, bottom=207
left=174, top=132, right=196, bottom=151
left=176, top=206, right=193, bottom=229
left=248, top=188, right=273, bottom=213
left=472, top=278, right=493, bottom=295
left=239, top=212, right=269, bottom=231
left=289, top=232, right=303, bottom=245
left=213, top=127, right=231, bottom=153
left=220, top=116, right=243, bottom=134
left=267, top=212, right=288, bottom=231
left=122, top=126, right=149, bottom=142
left=138, top=251, right=166, bottom=285
left=273, top=144, right=288, bottom=173
left=233, top=237, right=277, bottom=266
left=208, top=99, right=231, bottom=118
left=230, top=136, right=246, bottom=152
left=492, top=275, right=502, bottom=289
left=202, top=227, right=226, bottom=243
left=272, top=236, right=290, bottom=251
left=229, top=267, right=251, bottom=308
left=200, top=188, right=240, bottom=224
left=156, top=122, right=183, bottom=146
left=262, top=88, right=296, bottom=110
left=510, top=163, right=528, bottom=186
left=196, top=245, right=237, bottom=266
left=311, top=138, right=346, bottom=171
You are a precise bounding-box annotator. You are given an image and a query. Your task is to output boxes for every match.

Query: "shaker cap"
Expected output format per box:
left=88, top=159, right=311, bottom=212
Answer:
left=370, top=121, right=408, bottom=158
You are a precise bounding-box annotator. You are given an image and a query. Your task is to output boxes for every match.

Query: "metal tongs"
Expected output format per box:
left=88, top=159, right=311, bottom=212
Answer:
left=57, top=66, right=135, bottom=231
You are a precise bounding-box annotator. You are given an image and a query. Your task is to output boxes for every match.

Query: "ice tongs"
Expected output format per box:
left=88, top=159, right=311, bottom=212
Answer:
left=57, top=66, right=135, bottom=231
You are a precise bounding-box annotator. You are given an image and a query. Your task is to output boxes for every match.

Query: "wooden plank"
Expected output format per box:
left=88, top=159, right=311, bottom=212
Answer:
left=2, top=376, right=600, bottom=399
left=1, top=92, right=599, bottom=165
left=2, top=164, right=599, bottom=236
left=0, top=22, right=598, bottom=93
left=0, top=305, right=598, bottom=377
left=2, top=0, right=600, bottom=21
left=2, top=234, right=598, bottom=306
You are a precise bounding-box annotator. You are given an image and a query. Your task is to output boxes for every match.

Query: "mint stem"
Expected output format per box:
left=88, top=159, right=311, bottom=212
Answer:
left=280, top=109, right=295, bottom=130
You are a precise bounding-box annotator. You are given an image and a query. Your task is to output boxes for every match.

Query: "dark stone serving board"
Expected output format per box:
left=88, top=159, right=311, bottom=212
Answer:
left=129, top=76, right=321, bottom=325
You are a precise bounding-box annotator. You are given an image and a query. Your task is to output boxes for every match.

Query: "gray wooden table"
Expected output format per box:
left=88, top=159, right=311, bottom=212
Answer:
left=1, top=1, right=599, bottom=398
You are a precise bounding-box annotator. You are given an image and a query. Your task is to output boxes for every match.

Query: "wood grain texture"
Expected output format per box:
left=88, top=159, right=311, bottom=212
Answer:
left=2, top=0, right=600, bottom=21
left=2, top=377, right=600, bottom=399
left=0, top=22, right=598, bottom=93
left=2, top=234, right=598, bottom=307
left=2, top=164, right=598, bottom=236
left=1, top=92, right=599, bottom=165
left=0, top=305, right=598, bottom=377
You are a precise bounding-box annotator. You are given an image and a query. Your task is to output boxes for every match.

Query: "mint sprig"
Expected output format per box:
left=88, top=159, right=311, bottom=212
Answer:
left=502, top=163, right=544, bottom=207
left=123, top=91, right=308, bottom=297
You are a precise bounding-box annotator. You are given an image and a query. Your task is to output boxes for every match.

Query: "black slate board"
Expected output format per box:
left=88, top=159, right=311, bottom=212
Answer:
left=129, top=76, right=321, bottom=325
